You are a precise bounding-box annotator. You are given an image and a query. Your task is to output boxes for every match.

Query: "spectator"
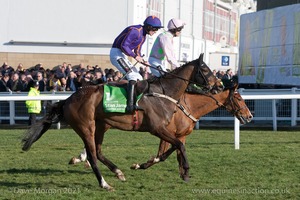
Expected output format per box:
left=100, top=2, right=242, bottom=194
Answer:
left=213, top=69, right=217, bottom=77
left=25, top=80, right=41, bottom=126
left=86, top=65, right=93, bottom=72
left=0, top=73, right=8, bottom=92
left=110, top=15, right=163, bottom=112
left=0, top=62, right=13, bottom=75
left=93, top=70, right=105, bottom=84
left=60, top=77, right=67, bottom=91
left=36, top=71, right=45, bottom=92
left=65, top=63, right=73, bottom=76
left=148, top=18, right=186, bottom=77
left=0, top=62, right=8, bottom=72
left=66, top=71, right=79, bottom=91
left=216, top=70, right=224, bottom=79
left=7, top=72, right=23, bottom=92
left=106, top=74, right=113, bottom=82
left=114, top=71, right=123, bottom=80
left=0, top=72, right=11, bottom=92
left=16, top=63, right=25, bottom=74
left=223, top=69, right=233, bottom=80
left=47, top=73, right=62, bottom=92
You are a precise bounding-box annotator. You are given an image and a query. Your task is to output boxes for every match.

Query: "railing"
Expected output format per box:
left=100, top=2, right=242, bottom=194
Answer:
left=233, top=87, right=300, bottom=149
left=0, top=88, right=299, bottom=149
left=0, top=91, right=73, bottom=128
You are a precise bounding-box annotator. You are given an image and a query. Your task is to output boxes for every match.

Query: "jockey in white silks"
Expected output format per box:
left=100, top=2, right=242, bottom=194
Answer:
left=148, top=18, right=186, bottom=77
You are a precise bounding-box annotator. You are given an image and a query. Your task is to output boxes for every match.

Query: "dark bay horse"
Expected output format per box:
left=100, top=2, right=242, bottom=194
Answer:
left=131, top=77, right=253, bottom=174
left=22, top=54, right=222, bottom=190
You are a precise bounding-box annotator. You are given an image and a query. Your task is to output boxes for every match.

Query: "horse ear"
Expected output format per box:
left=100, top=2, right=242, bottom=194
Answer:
left=232, top=76, right=239, bottom=89
left=199, top=53, right=204, bottom=62
left=232, top=75, right=238, bottom=84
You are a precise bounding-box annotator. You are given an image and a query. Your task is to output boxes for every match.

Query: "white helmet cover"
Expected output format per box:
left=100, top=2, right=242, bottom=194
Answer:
left=167, top=18, right=186, bottom=30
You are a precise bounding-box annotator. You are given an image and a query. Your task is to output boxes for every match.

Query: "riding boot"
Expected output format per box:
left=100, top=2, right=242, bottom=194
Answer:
left=126, top=80, right=142, bottom=113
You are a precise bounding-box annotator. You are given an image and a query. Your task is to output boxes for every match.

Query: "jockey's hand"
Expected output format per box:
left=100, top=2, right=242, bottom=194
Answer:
left=142, top=61, right=150, bottom=66
left=135, top=55, right=144, bottom=63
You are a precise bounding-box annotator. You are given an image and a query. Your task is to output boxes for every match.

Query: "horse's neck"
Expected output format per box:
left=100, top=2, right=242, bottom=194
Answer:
left=153, top=65, right=195, bottom=99
left=183, top=90, right=230, bottom=118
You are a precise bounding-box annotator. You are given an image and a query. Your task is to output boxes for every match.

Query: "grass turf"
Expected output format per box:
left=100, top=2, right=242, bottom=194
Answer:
left=0, top=128, right=299, bottom=199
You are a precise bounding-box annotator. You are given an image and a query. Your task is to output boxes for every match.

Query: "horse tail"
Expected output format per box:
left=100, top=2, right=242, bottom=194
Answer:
left=22, top=100, right=66, bottom=151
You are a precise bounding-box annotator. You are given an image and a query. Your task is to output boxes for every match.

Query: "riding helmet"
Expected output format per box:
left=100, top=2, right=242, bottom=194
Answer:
left=143, top=16, right=164, bottom=28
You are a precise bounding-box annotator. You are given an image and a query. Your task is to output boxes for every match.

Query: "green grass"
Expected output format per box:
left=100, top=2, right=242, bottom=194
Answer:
left=0, top=128, right=299, bottom=199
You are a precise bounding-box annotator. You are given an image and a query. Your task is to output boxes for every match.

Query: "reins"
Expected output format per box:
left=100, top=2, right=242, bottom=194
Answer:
left=146, top=87, right=245, bottom=123
left=202, top=88, right=246, bottom=116
left=145, top=92, right=198, bottom=122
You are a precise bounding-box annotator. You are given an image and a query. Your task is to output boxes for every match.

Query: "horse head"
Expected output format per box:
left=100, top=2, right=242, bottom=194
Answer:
left=191, top=53, right=223, bottom=93
left=222, top=76, right=253, bottom=124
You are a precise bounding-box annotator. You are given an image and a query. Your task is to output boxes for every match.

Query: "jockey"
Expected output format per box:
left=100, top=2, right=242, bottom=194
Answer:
left=110, top=16, right=163, bottom=113
left=148, top=18, right=186, bottom=77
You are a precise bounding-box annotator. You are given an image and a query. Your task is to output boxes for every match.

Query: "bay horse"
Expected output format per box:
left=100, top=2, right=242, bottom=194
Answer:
left=131, top=76, right=253, bottom=174
left=21, top=54, right=222, bottom=190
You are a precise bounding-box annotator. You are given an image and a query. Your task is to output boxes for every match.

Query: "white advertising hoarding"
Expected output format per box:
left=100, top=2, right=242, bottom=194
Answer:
left=238, top=4, right=300, bottom=86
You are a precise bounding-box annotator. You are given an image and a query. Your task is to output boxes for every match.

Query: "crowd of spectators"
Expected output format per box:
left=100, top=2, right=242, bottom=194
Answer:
left=0, top=61, right=150, bottom=93
left=213, top=68, right=234, bottom=80
left=0, top=61, right=235, bottom=93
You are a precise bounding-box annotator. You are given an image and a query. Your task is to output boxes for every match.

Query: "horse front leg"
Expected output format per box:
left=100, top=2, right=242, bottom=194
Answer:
left=131, top=139, right=173, bottom=170
left=176, top=136, right=188, bottom=180
left=96, top=144, right=126, bottom=181
left=81, top=133, right=113, bottom=191
left=158, top=131, right=190, bottom=182
left=95, top=122, right=126, bottom=181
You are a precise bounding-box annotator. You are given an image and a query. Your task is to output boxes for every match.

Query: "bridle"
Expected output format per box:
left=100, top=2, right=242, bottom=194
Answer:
left=204, top=88, right=247, bottom=116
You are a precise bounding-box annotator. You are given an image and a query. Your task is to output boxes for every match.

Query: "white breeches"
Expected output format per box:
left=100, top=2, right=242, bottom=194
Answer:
left=148, top=57, right=167, bottom=77
left=110, top=48, right=143, bottom=81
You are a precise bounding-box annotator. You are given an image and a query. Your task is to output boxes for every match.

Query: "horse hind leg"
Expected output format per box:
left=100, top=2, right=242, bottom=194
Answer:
left=131, top=139, right=172, bottom=170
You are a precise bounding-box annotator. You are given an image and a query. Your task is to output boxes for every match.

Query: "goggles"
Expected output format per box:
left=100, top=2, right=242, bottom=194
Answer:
left=175, top=27, right=183, bottom=32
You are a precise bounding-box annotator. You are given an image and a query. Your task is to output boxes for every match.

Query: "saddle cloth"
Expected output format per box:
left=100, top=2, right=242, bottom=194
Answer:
left=103, top=85, right=142, bottom=113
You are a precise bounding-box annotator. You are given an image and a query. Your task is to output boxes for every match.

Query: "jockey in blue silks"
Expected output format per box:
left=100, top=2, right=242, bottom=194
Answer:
left=110, top=16, right=163, bottom=113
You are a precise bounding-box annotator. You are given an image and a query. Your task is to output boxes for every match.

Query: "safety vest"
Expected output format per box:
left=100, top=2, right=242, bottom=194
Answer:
left=25, top=87, right=41, bottom=114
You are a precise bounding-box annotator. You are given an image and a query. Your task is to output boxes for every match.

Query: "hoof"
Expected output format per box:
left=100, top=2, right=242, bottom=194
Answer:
left=182, top=175, right=190, bottom=182
left=106, top=186, right=115, bottom=192
left=130, top=163, right=140, bottom=170
left=116, top=174, right=126, bottom=181
left=68, top=157, right=76, bottom=165
left=103, top=185, right=114, bottom=192
left=116, top=169, right=126, bottom=181
left=101, top=178, right=114, bottom=191
left=84, top=160, right=91, bottom=168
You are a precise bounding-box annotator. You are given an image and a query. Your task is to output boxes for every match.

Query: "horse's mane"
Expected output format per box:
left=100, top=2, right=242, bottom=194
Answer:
left=165, top=59, right=197, bottom=77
